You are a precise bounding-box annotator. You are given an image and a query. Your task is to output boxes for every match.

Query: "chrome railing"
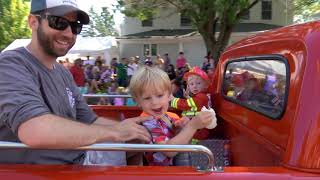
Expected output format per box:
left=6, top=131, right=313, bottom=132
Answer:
left=0, top=141, right=220, bottom=172
left=83, top=94, right=132, bottom=98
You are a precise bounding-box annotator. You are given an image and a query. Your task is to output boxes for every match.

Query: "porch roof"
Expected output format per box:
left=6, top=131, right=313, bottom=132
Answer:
left=118, top=23, right=282, bottom=39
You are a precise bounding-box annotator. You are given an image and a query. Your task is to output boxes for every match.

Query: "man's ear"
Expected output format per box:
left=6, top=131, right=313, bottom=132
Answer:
left=28, top=15, right=39, bottom=30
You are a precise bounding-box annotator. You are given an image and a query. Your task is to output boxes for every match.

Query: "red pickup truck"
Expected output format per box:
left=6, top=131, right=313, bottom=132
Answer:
left=1, top=21, right=320, bottom=179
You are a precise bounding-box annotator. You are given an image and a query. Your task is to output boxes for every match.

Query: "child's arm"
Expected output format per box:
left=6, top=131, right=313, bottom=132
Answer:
left=170, top=93, right=208, bottom=111
left=174, top=116, right=190, bottom=128
left=161, top=111, right=213, bottom=157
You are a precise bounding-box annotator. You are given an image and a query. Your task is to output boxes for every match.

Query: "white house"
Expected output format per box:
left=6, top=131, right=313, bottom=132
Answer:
left=117, top=0, right=293, bottom=66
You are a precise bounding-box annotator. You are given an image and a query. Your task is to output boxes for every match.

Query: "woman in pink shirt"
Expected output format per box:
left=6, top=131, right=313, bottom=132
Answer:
left=176, top=52, right=187, bottom=69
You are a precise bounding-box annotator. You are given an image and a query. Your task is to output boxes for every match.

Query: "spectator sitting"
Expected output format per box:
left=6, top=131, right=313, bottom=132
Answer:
left=100, top=66, right=113, bottom=84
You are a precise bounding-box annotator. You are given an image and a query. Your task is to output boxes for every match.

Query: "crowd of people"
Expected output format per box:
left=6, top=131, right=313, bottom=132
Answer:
left=65, top=51, right=216, bottom=105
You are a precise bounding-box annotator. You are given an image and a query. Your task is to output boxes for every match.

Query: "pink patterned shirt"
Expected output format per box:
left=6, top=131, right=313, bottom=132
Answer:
left=141, top=112, right=180, bottom=166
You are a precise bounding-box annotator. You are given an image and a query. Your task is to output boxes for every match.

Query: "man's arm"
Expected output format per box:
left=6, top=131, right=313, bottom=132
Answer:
left=93, top=117, right=119, bottom=126
left=18, top=114, right=151, bottom=149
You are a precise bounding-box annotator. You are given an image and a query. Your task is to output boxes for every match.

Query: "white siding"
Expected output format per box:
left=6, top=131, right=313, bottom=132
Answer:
left=182, top=40, right=207, bottom=67
left=120, top=44, right=143, bottom=59
left=157, top=43, right=179, bottom=61
left=121, top=0, right=293, bottom=36
left=241, top=0, right=293, bottom=25
left=121, top=7, right=192, bottom=36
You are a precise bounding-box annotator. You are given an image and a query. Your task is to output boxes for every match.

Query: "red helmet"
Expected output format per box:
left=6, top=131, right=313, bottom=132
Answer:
left=183, top=66, right=209, bottom=82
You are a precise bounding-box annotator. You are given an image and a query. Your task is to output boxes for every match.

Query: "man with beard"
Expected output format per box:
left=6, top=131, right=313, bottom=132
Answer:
left=0, top=0, right=151, bottom=164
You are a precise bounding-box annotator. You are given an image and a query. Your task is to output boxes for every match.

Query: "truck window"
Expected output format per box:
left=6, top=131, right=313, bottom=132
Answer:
left=222, top=56, right=289, bottom=119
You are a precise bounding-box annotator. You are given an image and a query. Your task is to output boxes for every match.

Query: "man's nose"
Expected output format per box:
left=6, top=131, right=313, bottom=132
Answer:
left=63, top=25, right=75, bottom=37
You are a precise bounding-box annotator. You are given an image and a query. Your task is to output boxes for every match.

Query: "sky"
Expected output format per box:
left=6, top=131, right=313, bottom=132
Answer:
left=78, top=0, right=124, bottom=28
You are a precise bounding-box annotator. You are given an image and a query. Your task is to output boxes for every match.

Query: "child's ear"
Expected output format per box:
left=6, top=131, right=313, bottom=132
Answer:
left=133, top=98, right=141, bottom=107
left=169, top=93, right=174, bottom=101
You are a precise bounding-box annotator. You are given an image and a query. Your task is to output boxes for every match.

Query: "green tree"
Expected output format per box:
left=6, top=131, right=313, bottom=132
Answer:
left=81, top=7, right=119, bottom=37
left=117, top=0, right=260, bottom=63
left=293, top=0, right=320, bottom=23
left=0, top=0, right=31, bottom=51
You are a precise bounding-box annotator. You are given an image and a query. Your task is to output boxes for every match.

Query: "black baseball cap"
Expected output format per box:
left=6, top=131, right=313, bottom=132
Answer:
left=30, top=0, right=90, bottom=24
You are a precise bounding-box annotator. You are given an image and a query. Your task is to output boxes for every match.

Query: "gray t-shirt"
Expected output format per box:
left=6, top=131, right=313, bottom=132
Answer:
left=0, top=47, right=97, bottom=164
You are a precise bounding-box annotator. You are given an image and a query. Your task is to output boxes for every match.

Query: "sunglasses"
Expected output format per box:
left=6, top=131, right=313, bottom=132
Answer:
left=35, top=14, right=83, bottom=35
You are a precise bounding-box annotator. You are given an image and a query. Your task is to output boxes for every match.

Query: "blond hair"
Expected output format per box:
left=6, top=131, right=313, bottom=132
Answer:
left=129, top=66, right=171, bottom=99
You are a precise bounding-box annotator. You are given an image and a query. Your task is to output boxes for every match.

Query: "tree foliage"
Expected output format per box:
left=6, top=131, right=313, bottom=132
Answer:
left=293, top=0, right=320, bottom=23
left=117, top=0, right=260, bottom=62
left=81, top=7, right=119, bottom=37
left=0, top=0, right=31, bottom=51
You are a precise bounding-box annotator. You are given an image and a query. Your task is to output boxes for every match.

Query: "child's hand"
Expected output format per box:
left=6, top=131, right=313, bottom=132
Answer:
left=201, top=107, right=217, bottom=129
left=174, top=116, right=190, bottom=128
left=184, top=86, right=190, bottom=98
left=189, top=111, right=213, bottom=130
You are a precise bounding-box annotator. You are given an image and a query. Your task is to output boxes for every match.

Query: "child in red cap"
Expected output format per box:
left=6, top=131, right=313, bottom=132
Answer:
left=170, top=66, right=213, bottom=140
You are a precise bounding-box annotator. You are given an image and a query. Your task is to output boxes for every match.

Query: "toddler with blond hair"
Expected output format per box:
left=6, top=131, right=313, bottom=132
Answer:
left=129, top=66, right=213, bottom=166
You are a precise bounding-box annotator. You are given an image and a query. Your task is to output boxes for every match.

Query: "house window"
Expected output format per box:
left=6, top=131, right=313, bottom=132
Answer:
left=144, top=44, right=157, bottom=56
left=142, top=18, right=153, bottom=27
left=151, top=44, right=157, bottom=56
left=180, top=12, right=191, bottom=26
left=241, top=10, right=250, bottom=20
left=261, top=0, right=272, bottom=20
left=222, top=56, right=289, bottom=119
